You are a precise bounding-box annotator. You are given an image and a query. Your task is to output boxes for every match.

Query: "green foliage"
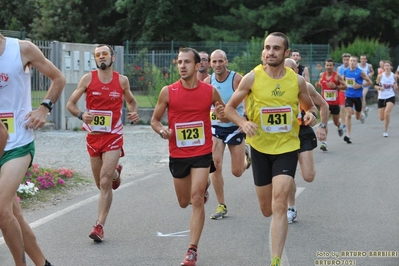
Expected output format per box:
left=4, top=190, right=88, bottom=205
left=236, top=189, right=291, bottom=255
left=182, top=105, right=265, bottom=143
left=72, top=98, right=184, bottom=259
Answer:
left=2, top=0, right=399, bottom=58
left=228, top=37, right=264, bottom=75
left=125, top=48, right=180, bottom=107
left=28, top=0, right=88, bottom=42
left=331, top=38, right=390, bottom=67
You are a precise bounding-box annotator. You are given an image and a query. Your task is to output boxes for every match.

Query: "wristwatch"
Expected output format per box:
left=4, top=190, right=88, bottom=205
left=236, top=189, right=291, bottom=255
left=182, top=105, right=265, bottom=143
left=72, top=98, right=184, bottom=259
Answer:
left=319, top=123, right=327, bottom=129
left=40, top=99, right=53, bottom=112
left=159, top=129, right=164, bottom=138
left=77, top=112, right=84, bottom=120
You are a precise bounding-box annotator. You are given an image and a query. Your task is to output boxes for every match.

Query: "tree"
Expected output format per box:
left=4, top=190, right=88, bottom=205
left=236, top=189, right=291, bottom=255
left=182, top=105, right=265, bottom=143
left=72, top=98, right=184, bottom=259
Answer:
left=0, top=0, right=35, bottom=32
left=29, top=0, right=88, bottom=42
left=28, top=0, right=122, bottom=43
left=115, top=0, right=220, bottom=42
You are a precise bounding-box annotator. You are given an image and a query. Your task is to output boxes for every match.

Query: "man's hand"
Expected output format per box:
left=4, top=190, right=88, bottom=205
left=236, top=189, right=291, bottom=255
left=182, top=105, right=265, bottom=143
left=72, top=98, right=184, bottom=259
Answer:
left=160, top=128, right=173, bottom=140
left=214, top=101, right=225, bottom=119
left=127, top=112, right=140, bottom=123
left=24, top=106, right=49, bottom=130
left=241, top=121, right=259, bottom=137
left=303, top=112, right=317, bottom=127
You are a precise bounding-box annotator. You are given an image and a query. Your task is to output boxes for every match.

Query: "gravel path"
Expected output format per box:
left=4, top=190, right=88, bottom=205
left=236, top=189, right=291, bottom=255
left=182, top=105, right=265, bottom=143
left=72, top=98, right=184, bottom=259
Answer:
left=30, top=125, right=169, bottom=209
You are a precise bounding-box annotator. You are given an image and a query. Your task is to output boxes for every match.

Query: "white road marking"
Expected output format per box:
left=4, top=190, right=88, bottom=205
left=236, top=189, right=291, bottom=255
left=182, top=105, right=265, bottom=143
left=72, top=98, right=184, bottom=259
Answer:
left=157, top=230, right=190, bottom=237
left=0, top=173, right=158, bottom=246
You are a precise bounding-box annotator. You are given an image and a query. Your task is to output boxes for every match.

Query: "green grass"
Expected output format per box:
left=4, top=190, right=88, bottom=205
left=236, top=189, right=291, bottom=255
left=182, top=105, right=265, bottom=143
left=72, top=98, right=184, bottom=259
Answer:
left=134, top=94, right=157, bottom=108
left=31, top=91, right=47, bottom=108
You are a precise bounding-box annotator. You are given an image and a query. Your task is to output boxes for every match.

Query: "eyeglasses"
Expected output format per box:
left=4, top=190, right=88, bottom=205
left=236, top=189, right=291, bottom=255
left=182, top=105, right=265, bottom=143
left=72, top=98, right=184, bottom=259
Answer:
left=95, top=51, right=110, bottom=58
left=200, top=58, right=209, bottom=62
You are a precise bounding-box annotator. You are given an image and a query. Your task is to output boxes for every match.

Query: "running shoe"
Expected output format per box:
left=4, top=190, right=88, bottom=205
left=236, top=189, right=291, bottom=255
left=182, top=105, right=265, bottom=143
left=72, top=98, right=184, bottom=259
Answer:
left=343, top=136, right=352, bottom=144
left=338, top=125, right=344, bottom=137
left=287, top=207, right=297, bottom=224
left=271, top=256, right=281, bottom=266
left=360, top=114, right=365, bottom=123
left=365, top=107, right=369, bottom=117
left=245, top=143, right=251, bottom=169
left=89, top=222, right=104, bottom=242
left=210, top=204, right=228, bottom=220
left=112, top=164, right=122, bottom=190
left=204, top=178, right=210, bottom=204
left=320, top=141, right=328, bottom=152
left=383, top=132, right=389, bottom=138
left=181, top=249, right=197, bottom=266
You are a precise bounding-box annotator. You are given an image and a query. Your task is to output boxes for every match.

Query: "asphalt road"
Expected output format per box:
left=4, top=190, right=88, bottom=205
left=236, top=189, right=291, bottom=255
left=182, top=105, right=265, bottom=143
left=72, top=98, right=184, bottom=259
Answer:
left=1, top=103, right=399, bottom=266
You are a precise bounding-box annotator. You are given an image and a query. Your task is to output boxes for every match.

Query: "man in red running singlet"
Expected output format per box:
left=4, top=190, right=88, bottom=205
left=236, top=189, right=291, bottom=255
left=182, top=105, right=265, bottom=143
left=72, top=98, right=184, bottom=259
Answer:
left=315, top=58, right=347, bottom=147
left=67, top=44, right=140, bottom=242
left=151, top=47, right=227, bottom=266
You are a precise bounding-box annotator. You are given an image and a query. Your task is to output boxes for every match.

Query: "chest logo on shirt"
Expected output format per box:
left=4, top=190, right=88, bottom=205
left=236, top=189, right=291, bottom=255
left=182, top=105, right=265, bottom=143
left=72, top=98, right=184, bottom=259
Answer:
left=102, top=86, right=110, bottom=90
left=0, top=73, right=9, bottom=89
left=271, top=84, right=285, bottom=97
left=109, top=90, right=121, bottom=100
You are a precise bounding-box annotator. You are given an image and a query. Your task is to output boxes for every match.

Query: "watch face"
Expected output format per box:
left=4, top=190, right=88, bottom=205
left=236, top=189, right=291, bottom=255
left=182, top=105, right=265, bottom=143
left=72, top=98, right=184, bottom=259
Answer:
left=43, top=99, right=53, bottom=107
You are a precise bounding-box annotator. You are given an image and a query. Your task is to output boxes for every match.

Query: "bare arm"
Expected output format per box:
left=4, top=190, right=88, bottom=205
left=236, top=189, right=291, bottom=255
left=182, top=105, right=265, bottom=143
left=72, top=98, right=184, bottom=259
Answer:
left=307, top=84, right=328, bottom=125
left=374, top=74, right=382, bottom=90
left=298, top=76, right=317, bottom=126
left=20, top=40, right=66, bottom=104
left=361, top=71, right=372, bottom=87
left=314, top=72, right=323, bottom=89
left=303, top=67, right=311, bottom=83
left=335, top=73, right=347, bottom=90
left=225, top=71, right=258, bottom=137
left=20, top=40, right=66, bottom=129
left=307, top=83, right=329, bottom=141
left=232, top=73, right=247, bottom=117
left=150, top=86, right=171, bottom=139
left=120, top=75, right=140, bottom=123
left=66, top=73, right=96, bottom=124
left=212, top=87, right=229, bottom=123
left=368, top=63, right=374, bottom=78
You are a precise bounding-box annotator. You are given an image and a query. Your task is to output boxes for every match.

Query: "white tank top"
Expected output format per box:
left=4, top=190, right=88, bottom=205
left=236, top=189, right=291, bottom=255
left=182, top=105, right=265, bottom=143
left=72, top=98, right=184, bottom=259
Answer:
left=378, top=72, right=396, bottom=100
left=357, top=63, right=370, bottom=88
left=0, top=38, right=34, bottom=151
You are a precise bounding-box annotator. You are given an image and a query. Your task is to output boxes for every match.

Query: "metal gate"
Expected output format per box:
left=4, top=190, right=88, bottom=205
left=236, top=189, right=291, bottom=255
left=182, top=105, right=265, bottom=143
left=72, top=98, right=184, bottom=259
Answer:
left=31, top=40, right=62, bottom=129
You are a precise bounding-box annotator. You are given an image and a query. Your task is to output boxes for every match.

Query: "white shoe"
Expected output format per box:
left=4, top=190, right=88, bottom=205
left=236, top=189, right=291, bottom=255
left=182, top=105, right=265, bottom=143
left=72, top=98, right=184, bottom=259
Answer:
left=365, top=107, right=369, bottom=117
left=320, top=141, right=328, bottom=151
left=287, top=207, right=297, bottom=224
left=360, top=114, right=365, bottom=123
left=383, top=132, right=388, bottom=137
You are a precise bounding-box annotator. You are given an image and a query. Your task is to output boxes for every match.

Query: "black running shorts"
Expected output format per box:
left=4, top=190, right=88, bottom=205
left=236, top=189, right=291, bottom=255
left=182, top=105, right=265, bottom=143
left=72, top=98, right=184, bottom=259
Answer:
left=169, top=153, right=216, bottom=178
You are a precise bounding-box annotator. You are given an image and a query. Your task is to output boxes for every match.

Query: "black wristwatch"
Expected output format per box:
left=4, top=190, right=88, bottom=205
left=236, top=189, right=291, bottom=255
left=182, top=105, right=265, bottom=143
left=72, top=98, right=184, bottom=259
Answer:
left=319, top=123, right=327, bottom=129
left=159, top=130, right=164, bottom=138
left=40, top=99, right=53, bottom=112
left=77, top=112, right=84, bottom=120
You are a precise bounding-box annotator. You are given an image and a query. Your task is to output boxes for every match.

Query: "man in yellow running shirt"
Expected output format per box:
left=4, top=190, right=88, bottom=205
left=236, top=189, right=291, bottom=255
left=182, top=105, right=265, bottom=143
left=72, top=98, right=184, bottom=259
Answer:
left=225, top=32, right=317, bottom=266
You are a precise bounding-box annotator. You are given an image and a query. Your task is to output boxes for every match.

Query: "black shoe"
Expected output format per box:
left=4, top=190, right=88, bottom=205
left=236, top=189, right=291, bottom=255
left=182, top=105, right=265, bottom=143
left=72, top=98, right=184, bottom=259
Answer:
left=343, top=136, right=352, bottom=144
